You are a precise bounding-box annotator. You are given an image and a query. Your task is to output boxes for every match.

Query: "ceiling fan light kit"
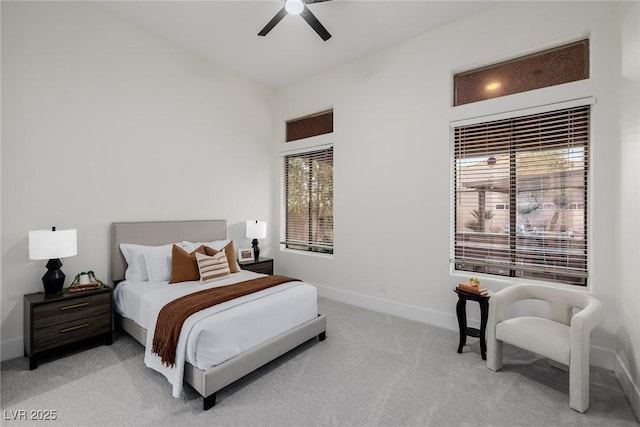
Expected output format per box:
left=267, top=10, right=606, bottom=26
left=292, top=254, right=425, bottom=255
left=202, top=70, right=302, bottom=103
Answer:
left=258, top=0, right=332, bottom=41
left=285, top=0, right=304, bottom=15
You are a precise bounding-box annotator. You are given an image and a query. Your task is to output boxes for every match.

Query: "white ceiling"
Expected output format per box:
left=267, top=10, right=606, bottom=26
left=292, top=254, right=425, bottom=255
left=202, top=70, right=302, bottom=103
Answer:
left=99, top=1, right=498, bottom=88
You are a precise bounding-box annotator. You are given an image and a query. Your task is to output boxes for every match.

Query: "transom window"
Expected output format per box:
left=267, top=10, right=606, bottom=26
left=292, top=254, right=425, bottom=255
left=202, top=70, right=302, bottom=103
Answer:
left=452, top=102, right=590, bottom=286
left=453, top=39, right=589, bottom=106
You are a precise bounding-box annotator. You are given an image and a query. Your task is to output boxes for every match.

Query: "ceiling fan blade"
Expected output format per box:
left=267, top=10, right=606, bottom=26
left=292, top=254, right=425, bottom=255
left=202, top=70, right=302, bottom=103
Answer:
left=304, top=0, right=333, bottom=4
left=300, top=6, right=331, bottom=41
left=258, top=7, right=287, bottom=37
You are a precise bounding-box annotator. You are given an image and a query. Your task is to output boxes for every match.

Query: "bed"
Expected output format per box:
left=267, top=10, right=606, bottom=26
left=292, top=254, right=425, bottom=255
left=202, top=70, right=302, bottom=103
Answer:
left=110, top=220, right=327, bottom=410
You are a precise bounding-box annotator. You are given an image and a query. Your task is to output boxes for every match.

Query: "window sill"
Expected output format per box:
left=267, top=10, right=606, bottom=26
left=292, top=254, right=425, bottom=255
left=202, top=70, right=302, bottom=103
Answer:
left=279, top=247, right=333, bottom=260
left=451, top=270, right=592, bottom=292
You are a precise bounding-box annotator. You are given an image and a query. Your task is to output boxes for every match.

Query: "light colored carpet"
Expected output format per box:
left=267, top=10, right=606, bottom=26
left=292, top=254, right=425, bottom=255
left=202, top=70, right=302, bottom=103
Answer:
left=1, top=297, right=638, bottom=426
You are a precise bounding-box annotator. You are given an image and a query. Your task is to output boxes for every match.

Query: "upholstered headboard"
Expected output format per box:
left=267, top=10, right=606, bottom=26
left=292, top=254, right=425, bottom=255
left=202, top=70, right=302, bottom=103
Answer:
left=110, top=220, right=227, bottom=284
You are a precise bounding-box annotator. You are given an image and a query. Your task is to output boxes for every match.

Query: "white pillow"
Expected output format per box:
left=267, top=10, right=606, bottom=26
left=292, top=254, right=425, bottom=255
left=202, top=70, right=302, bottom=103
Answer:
left=179, top=240, right=229, bottom=253
left=120, top=243, right=172, bottom=282
left=120, top=243, right=148, bottom=281
left=143, top=244, right=173, bottom=282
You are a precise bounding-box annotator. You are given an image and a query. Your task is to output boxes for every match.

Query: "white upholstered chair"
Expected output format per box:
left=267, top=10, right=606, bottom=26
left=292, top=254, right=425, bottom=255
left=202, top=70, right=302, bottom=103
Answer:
left=486, top=284, right=603, bottom=413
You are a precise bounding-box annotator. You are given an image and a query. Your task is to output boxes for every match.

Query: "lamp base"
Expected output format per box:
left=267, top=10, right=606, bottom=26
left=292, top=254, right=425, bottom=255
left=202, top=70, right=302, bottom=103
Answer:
left=42, top=258, right=65, bottom=294
left=251, top=238, right=260, bottom=261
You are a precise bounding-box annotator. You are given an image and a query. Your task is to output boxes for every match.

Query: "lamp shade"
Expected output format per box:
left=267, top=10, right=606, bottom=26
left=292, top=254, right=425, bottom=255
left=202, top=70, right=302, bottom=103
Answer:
left=245, top=221, right=267, bottom=240
left=29, top=228, right=77, bottom=260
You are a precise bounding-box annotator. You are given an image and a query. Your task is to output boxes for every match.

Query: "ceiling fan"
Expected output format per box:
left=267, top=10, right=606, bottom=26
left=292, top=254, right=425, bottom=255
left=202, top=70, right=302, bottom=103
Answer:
left=258, top=0, right=333, bottom=41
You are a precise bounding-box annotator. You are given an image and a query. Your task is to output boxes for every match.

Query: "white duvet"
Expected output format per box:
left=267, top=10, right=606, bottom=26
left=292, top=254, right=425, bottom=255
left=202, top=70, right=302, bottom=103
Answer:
left=113, top=270, right=318, bottom=397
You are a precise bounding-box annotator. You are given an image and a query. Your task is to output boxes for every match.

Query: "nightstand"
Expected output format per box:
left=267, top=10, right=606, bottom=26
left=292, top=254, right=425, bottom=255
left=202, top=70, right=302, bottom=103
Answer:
left=24, top=286, right=113, bottom=370
left=238, top=257, right=274, bottom=275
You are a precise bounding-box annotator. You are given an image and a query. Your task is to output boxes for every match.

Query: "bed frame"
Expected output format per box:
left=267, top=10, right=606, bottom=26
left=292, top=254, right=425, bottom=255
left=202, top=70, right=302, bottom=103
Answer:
left=110, top=220, right=327, bottom=410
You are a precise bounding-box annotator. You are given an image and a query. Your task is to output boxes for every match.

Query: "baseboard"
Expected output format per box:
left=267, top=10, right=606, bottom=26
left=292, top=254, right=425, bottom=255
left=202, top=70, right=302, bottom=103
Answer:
left=591, top=345, right=616, bottom=371
left=316, top=284, right=460, bottom=332
left=615, top=355, right=640, bottom=422
left=1, top=336, right=23, bottom=362
left=316, top=283, right=617, bottom=372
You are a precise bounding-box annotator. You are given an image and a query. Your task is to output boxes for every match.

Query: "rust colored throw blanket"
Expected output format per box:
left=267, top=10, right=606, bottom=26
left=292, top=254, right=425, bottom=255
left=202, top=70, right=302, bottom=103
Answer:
left=152, top=275, right=299, bottom=367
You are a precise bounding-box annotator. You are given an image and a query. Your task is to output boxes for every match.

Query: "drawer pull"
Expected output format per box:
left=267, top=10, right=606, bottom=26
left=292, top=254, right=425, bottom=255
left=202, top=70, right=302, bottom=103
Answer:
left=60, top=323, right=89, bottom=333
left=60, top=302, right=89, bottom=311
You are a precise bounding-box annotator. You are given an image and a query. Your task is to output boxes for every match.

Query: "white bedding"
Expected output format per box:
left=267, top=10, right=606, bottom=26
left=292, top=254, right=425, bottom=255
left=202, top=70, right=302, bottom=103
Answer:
left=113, top=270, right=318, bottom=397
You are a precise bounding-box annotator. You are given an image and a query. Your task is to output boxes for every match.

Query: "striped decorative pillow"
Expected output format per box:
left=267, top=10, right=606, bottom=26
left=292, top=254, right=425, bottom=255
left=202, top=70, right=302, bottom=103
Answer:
left=195, top=251, right=230, bottom=284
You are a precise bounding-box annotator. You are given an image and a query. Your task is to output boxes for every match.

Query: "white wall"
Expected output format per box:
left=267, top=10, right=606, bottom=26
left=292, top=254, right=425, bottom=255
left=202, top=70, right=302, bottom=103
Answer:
left=616, top=1, right=640, bottom=417
left=1, top=2, right=274, bottom=359
left=274, top=1, right=625, bottom=365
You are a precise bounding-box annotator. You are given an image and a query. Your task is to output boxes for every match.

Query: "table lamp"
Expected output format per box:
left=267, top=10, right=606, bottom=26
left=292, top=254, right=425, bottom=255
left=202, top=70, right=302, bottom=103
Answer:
left=29, top=227, right=77, bottom=294
left=245, top=220, right=267, bottom=261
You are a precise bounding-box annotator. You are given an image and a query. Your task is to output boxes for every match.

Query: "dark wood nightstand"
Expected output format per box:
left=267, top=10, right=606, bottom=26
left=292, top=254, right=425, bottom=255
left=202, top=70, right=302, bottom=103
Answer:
left=238, top=257, right=273, bottom=275
left=24, top=286, right=113, bottom=370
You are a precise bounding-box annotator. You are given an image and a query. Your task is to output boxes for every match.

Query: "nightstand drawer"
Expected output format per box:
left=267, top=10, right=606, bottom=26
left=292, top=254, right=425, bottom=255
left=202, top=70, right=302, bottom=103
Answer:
left=33, top=313, right=111, bottom=352
left=247, top=263, right=273, bottom=275
left=32, top=292, right=111, bottom=329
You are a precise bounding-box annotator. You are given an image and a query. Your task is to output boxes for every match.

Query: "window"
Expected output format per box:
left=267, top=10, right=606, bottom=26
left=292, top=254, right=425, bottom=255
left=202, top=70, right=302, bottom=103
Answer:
left=281, top=109, right=334, bottom=254
left=453, top=39, right=589, bottom=106
left=286, top=110, right=333, bottom=142
left=452, top=102, right=590, bottom=286
left=282, top=147, right=334, bottom=254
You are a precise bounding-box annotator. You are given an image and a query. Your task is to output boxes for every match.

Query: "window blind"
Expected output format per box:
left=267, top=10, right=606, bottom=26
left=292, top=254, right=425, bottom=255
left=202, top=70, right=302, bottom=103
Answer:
left=282, top=147, right=334, bottom=254
left=452, top=105, right=589, bottom=285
